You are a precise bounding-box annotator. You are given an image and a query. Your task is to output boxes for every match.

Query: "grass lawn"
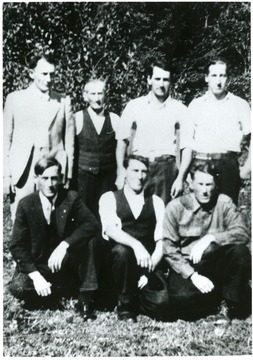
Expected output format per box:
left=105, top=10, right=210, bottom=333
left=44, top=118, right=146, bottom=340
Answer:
left=3, top=183, right=252, bottom=357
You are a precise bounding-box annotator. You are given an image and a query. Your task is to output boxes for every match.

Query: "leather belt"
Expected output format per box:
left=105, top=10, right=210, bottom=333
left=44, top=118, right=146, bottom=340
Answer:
left=149, top=154, right=175, bottom=163
left=193, top=151, right=237, bottom=160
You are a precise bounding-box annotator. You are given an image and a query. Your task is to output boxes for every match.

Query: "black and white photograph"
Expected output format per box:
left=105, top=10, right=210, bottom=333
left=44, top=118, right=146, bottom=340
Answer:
left=2, top=1, right=252, bottom=357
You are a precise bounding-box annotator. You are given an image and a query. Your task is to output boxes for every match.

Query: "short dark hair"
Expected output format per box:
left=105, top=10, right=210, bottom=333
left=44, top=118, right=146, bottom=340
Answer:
left=190, top=160, right=220, bottom=185
left=27, top=51, right=56, bottom=69
left=146, top=58, right=171, bottom=78
left=204, top=57, right=230, bottom=76
left=125, top=154, right=149, bottom=169
left=34, top=157, right=62, bottom=176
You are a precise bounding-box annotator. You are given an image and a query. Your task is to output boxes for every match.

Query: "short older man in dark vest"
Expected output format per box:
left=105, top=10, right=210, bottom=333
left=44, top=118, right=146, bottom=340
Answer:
left=74, top=78, right=120, bottom=217
left=99, top=155, right=166, bottom=322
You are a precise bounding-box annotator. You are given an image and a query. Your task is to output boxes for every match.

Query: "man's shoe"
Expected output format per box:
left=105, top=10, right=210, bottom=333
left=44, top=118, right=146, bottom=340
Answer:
left=76, top=300, right=97, bottom=321
left=214, top=300, right=231, bottom=326
left=117, top=304, right=137, bottom=323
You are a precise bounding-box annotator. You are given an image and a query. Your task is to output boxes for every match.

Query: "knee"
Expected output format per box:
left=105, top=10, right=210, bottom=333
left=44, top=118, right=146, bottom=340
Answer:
left=230, top=244, right=251, bottom=261
left=111, top=244, right=134, bottom=263
left=8, top=272, right=34, bottom=300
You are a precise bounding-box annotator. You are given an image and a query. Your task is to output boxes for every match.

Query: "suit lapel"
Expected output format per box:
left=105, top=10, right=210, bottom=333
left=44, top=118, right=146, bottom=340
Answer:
left=54, top=190, right=70, bottom=238
left=27, top=86, right=61, bottom=131
left=31, top=193, right=48, bottom=240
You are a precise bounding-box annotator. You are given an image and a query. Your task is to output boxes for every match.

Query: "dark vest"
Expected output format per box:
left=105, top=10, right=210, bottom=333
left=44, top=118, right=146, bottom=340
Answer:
left=77, top=109, right=117, bottom=174
left=114, top=189, right=157, bottom=255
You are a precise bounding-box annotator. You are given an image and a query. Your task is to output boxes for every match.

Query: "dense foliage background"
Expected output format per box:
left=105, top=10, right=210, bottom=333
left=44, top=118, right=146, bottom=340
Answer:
left=3, top=2, right=251, bottom=114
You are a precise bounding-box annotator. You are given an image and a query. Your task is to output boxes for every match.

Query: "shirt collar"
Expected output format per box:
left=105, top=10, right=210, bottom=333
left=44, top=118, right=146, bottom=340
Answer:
left=39, top=191, right=58, bottom=207
left=123, top=184, right=145, bottom=202
left=87, top=106, right=105, bottom=119
left=29, top=83, right=50, bottom=101
left=203, top=90, right=232, bottom=102
left=183, top=193, right=214, bottom=214
left=146, top=91, right=171, bottom=107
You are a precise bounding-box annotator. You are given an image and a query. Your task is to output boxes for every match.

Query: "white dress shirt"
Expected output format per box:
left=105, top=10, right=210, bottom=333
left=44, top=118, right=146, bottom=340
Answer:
left=181, top=91, right=251, bottom=153
left=39, top=191, right=57, bottom=225
left=117, top=92, right=187, bottom=160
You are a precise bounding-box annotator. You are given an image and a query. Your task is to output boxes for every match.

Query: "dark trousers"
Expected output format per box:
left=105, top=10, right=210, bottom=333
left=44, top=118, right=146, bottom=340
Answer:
left=109, top=243, right=168, bottom=317
left=146, top=157, right=178, bottom=206
left=192, top=155, right=241, bottom=204
left=77, top=169, right=117, bottom=218
left=9, top=236, right=104, bottom=302
left=166, top=244, right=251, bottom=318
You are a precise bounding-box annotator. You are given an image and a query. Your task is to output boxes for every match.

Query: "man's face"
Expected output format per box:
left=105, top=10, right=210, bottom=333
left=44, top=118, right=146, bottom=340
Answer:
left=191, top=171, right=217, bottom=205
left=148, top=66, right=170, bottom=101
left=84, top=82, right=105, bottom=112
left=37, top=165, right=61, bottom=199
left=30, top=58, right=55, bottom=93
left=125, top=159, right=148, bottom=194
left=205, top=63, right=228, bottom=98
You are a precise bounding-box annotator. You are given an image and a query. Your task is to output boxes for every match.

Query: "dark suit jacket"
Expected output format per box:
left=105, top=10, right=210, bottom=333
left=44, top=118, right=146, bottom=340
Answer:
left=10, top=189, right=100, bottom=274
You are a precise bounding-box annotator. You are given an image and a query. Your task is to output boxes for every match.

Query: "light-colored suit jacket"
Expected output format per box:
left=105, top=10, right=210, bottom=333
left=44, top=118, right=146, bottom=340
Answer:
left=4, top=84, right=75, bottom=184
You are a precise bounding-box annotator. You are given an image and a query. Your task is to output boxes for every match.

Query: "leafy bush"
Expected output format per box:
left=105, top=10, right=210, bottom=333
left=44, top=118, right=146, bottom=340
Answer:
left=3, top=2, right=250, bottom=113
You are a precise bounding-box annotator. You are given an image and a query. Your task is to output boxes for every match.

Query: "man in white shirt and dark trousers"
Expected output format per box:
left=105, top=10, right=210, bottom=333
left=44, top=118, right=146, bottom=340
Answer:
left=99, top=155, right=167, bottom=322
left=180, top=57, right=251, bottom=204
left=74, top=78, right=120, bottom=217
left=115, top=58, right=191, bottom=205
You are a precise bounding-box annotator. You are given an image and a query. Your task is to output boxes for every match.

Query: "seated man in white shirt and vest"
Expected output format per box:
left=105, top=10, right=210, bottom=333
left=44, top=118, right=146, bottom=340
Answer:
left=74, top=78, right=120, bottom=217
left=9, top=157, right=102, bottom=321
left=99, top=155, right=167, bottom=322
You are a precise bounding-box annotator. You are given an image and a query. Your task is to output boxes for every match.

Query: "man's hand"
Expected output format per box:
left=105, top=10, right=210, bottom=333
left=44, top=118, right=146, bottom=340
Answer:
left=48, top=241, right=69, bottom=273
left=3, top=175, right=15, bottom=195
left=240, top=165, right=250, bottom=180
left=190, top=234, right=215, bottom=264
left=133, top=242, right=152, bottom=271
left=115, top=168, right=126, bottom=190
left=170, top=176, right=184, bottom=199
left=191, top=272, right=214, bottom=294
left=63, top=178, right=71, bottom=190
left=29, top=271, right=52, bottom=297
left=138, top=275, right=148, bottom=289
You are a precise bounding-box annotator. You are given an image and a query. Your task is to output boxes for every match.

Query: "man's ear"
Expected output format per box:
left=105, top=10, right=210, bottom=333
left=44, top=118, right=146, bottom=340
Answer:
left=147, top=75, right=152, bottom=86
left=188, top=175, right=194, bottom=191
left=29, top=69, right=35, bottom=80
left=204, top=74, right=208, bottom=84
left=82, top=91, right=88, bottom=102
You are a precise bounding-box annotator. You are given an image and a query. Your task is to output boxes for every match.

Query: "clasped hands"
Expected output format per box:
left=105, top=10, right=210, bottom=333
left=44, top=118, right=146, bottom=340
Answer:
left=133, top=242, right=160, bottom=290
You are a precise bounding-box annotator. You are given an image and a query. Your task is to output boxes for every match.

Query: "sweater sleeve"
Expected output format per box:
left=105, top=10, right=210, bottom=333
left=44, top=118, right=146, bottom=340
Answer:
left=163, top=201, right=195, bottom=279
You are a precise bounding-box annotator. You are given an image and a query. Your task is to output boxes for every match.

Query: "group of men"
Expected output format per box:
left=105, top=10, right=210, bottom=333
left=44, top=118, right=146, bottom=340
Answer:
left=4, top=51, right=251, bottom=324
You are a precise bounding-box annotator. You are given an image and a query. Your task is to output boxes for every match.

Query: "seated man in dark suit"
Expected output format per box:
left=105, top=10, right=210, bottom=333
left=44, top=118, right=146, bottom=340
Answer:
left=9, top=157, right=101, bottom=321
left=163, top=160, right=251, bottom=324
left=99, top=155, right=167, bottom=322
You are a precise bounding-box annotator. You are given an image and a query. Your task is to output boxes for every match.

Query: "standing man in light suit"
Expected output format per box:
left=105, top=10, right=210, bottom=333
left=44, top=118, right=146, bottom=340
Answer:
left=3, top=51, right=75, bottom=221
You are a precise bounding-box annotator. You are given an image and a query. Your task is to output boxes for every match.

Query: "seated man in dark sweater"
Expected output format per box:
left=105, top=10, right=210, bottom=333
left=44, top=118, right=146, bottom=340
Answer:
left=163, top=160, right=251, bottom=324
left=99, top=155, right=166, bottom=322
left=9, top=157, right=102, bottom=321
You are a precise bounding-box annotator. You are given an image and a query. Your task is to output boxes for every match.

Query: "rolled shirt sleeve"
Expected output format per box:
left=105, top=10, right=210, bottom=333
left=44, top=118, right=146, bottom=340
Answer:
left=152, top=195, right=165, bottom=241
left=116, top=101, right=136, bottom=141
left=99, top=191, right=122, bottom=240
